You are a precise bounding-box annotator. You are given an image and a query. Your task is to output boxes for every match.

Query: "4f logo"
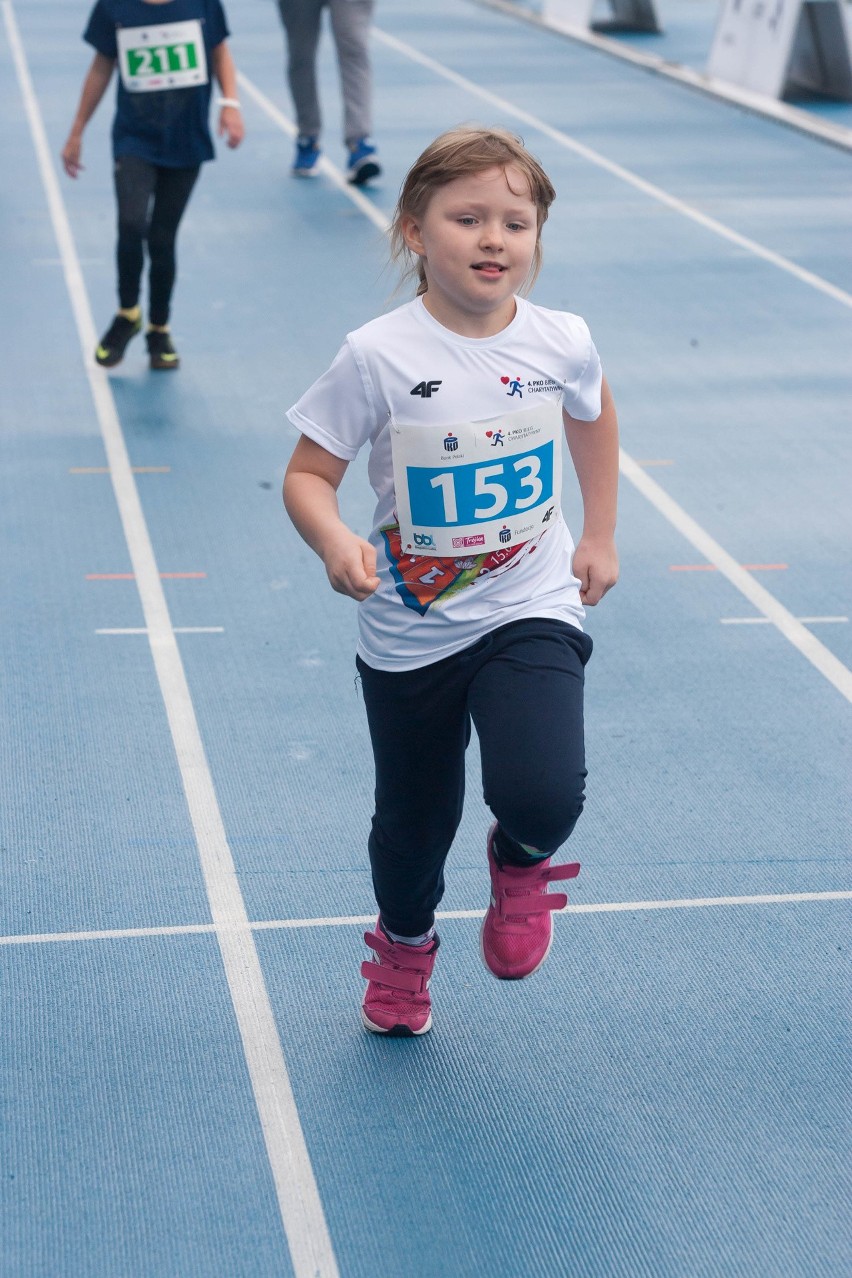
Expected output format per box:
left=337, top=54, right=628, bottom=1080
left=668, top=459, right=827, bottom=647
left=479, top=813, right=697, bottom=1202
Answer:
left=410, top=380, right=442, bottom=398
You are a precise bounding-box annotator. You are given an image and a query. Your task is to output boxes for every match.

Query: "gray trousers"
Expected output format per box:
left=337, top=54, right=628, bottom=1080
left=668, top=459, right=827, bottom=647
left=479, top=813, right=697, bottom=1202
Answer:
left=276, top=0, right=375, bottom=145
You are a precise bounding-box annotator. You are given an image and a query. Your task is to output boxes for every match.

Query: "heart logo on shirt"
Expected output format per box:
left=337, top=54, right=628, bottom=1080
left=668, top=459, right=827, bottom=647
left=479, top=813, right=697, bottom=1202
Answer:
left=500, top=376, right=510, bottom=384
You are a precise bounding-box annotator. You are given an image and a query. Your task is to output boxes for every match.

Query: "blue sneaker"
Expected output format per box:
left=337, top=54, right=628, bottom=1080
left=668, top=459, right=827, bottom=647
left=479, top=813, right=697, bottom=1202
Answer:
left=346, top=137, right=381, bottom=186
left=292, top=136, right=320, bottom=177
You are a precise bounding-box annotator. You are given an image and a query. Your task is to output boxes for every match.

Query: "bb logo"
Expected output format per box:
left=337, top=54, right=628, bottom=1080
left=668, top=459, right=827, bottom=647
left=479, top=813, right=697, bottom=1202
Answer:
left=413, top=532, right=435, bottom=547
left=499, top=525, right=511, bottom=544
left=443, top=433, right=458, bottom=452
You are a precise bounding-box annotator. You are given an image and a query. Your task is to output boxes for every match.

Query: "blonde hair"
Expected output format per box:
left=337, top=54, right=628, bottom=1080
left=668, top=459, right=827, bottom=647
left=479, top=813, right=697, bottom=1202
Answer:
left=389, top=126, right=556, bottom=297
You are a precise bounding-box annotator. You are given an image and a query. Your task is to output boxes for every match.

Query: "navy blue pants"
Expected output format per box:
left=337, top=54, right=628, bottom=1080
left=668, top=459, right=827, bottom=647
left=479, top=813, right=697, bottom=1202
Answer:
left=356, top=618, right=593, bottom=937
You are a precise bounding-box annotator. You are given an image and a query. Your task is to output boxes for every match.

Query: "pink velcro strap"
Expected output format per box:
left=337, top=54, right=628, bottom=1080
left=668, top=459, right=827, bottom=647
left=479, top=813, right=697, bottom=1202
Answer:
left=364, top=930, right=435, bottom=973
left=360, top=959, right=426, bottom=994
left=545, top=861, right=581, bottom=883
left=502, top=890, right=568, bottom=918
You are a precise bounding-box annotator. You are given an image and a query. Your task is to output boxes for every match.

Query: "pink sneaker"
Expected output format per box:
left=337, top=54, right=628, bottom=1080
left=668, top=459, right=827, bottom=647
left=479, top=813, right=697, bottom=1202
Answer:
left=360, top=921, right=439, bottom=1036
left=481, top=823, right=580, bottom=980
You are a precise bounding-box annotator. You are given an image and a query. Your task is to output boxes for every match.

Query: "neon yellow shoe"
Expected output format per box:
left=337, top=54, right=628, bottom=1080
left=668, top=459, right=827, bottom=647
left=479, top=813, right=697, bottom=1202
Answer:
left=95, top=314, right=141, bottom=367
left=146, top=329, right=180, bottom=371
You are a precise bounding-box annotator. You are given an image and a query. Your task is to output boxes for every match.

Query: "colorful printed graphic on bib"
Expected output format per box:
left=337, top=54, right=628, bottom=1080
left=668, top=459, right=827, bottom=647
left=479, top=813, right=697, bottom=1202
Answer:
left=381, top=524, right=536, bottom=615
left=117, top=21, right=208, bottom=92
left=391, top=402, right=562, bottom=558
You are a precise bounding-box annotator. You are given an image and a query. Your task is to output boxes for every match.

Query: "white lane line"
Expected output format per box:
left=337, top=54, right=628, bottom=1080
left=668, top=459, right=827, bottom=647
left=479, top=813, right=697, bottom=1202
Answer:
left=472, top=0, right=852, bottom=153
left=238, top=68, right=852, bottom=704
left=2, top=889, right=850, bottom=947
left=1, top=923, right=219, bottom=946
left=621, top=452, right=852, bottom=702
left=3, top=6, right=338, bottom=1275
left=721, top=616, right=848, bottom=626
left=236, top=71, right=389, bottom=234
left=96, top=627, right=225, bottom=634
left=372, top=27, right=852, bottom=311
left=241, top=51, right=848, bottom=314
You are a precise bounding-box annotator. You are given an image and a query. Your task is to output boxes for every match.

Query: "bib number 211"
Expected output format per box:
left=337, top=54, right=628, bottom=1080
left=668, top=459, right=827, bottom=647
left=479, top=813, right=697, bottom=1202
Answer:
left=127, top=43, right=198, bottom=76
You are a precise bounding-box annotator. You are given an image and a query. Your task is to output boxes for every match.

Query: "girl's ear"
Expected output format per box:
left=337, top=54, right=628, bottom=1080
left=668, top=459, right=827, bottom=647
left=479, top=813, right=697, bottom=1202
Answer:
left=401, top=213, right=425, bottom=257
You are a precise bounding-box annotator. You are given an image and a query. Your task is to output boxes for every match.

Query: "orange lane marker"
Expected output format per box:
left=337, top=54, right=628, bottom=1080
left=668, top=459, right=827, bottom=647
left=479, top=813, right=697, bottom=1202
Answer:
left=86, top=572, right=207, bottom=580
left=669, top=563, right=788, bottom=572
left=70, top=466, right=171, bottom=474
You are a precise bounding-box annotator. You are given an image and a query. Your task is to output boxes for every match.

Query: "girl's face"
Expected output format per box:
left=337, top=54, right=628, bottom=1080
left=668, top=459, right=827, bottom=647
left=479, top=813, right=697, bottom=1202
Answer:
left=401, top=165, right=539, bottom=337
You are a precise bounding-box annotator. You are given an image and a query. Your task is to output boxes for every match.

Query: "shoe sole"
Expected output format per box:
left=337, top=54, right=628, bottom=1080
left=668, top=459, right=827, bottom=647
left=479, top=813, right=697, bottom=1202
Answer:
left=348, top=161, right=381, bottom=186
left=96, top=341, right=140, bottom=367
left=361, top=1007, right=432, bottom=1036
left=149, top=359, right=180, bottom=371
left=479, top=916, right=554, bottom=981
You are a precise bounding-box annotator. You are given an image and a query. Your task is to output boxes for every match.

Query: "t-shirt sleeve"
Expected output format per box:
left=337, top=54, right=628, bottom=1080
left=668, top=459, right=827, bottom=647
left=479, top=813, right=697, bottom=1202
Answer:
left=286, top=339, right=379, bottom=462
left=206, top=0, right=230, bottom=48
left=83, top=2, right=118, bottom=58
left=562, top=319, right=603, bottom=422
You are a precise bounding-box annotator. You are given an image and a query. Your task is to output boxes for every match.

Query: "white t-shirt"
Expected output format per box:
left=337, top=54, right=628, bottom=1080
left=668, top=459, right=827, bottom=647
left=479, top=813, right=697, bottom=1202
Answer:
left=286, top=295, right=603, bottom=671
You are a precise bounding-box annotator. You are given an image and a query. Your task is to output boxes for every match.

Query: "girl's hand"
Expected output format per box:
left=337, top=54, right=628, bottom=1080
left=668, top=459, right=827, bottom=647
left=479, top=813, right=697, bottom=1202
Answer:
left=573, top=535, right=619, bottom=605
left=322, top=530, right=380, bottom=602
left=218, top=106, right=244, bottom=149
left=62, top=134, right=84, bottom=178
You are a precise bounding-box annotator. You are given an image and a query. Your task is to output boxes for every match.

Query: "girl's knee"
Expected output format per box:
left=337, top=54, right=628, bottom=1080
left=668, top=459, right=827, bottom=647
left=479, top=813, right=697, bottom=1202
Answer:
left=493, top=778, right=586, bottom=853
left=147, top=222, right=179, bottom=250
left=118, top=214, right=148, bottom=242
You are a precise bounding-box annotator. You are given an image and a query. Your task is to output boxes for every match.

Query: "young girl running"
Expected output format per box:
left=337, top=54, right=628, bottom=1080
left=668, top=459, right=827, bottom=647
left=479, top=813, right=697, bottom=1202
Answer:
left=284, top=126, right=619, bottom=1036
left=62, top=0, right=244, bottom=371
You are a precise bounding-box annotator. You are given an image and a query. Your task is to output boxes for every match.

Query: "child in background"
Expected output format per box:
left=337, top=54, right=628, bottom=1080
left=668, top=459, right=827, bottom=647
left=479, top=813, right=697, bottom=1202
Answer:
left=284, top=126, right=619, bottom=1036
left=276, top=0, right=381, bottom=184
left=62, top=0, right=244, bottom=370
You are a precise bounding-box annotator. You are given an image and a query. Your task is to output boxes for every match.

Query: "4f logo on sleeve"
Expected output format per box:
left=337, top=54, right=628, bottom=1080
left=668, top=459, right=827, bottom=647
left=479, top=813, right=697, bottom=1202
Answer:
left=410, top=380, right=442, bottom=398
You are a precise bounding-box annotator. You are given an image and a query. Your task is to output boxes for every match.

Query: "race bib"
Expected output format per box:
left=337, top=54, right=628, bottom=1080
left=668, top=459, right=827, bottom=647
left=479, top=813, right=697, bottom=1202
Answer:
left=117, top=21, right=208, bottom=92
left=391, top=402, right=563, bottom=557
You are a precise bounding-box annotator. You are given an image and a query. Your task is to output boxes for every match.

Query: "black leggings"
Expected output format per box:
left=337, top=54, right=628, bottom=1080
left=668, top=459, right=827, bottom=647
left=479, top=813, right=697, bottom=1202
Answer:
left=356, top=618, right=593, bottom=937
left=114, top=154, right=200, bottom=326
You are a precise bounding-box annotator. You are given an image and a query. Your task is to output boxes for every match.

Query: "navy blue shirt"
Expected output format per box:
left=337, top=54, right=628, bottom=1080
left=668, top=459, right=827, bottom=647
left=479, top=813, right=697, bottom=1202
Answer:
left=84, top=0, right=229, bottom=167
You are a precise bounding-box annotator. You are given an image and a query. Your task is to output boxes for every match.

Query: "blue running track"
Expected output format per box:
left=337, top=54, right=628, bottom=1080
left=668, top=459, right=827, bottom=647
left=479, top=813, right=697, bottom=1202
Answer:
left=2, top=0, right=851, bottom=1274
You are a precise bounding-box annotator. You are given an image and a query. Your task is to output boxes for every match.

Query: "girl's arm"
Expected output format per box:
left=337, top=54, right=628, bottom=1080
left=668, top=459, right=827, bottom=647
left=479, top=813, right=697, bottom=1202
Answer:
left=563, top=374, right=620, bottom=605
left=283, top=435, right=380, bottom=602
left=61, top=52, right=115, bottom=178
left=210, top=42, right=244, bottom=148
